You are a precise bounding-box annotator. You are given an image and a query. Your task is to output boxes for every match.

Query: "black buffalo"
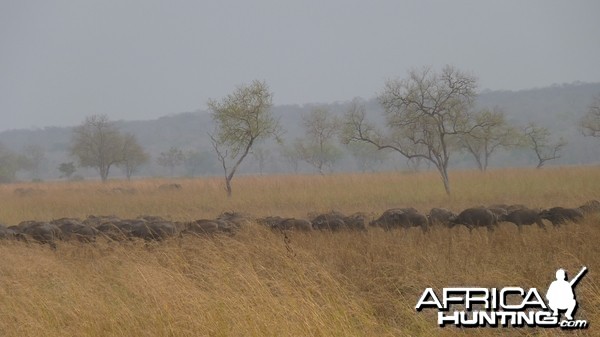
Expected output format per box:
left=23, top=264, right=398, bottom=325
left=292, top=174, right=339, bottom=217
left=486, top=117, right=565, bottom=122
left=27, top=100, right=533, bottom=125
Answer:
left=499, top=208, right=546, bottom=231
left=448, top=207, right=498, bottom=232
left=311, top=211, right=348, bottom=231
left=539, top=207, right=584, bottom=226
left=129, top=221, right=177, bottom=241
left=370, top=208, right=428, bottom=232
left=51, top=218, right=99, bottom=242
left=15, top=221, right=63, bottom=249
left=427, top=208, right=456, bottom=226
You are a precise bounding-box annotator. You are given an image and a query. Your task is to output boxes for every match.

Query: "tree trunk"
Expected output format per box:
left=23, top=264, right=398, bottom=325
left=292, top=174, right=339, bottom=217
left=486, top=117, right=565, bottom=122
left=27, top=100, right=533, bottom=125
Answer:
left=222, top=138, right=255, bottom=198
left=100, top=165, right=109, bottom=182
left=225, top=177, right=233, bottom=198
left=475, top=157, right=484, bottom=172
left=440, top=167, right=451, bottom=195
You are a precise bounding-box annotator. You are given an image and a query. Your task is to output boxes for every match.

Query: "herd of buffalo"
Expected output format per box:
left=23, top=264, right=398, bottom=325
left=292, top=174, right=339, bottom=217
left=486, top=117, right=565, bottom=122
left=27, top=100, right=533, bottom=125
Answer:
left=0, top=200, right=598, bottom=249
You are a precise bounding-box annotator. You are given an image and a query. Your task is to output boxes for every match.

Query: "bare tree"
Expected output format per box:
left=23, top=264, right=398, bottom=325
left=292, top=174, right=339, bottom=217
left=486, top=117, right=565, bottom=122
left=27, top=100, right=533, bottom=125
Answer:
left=580, top=95, right=600, bottom=137
left=523, top=123, right=567, bottom=168
left=71, top=115, right=124, bottom=182
left=342, top=66, right=482, bottom=195
left=294, top=108, right=343, bottom=174
left=157, top=147, right=184, bottom=177
left=208, top=80, right=281, bottom=197
left=118, top=133, right=149, bottom=180
left=458, top=108, right=521, bottom=171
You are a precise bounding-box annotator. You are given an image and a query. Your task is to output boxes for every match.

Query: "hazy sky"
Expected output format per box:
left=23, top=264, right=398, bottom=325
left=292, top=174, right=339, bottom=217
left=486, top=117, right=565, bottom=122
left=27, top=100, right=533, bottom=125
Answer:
left=1, top=0, right=599, bottom=131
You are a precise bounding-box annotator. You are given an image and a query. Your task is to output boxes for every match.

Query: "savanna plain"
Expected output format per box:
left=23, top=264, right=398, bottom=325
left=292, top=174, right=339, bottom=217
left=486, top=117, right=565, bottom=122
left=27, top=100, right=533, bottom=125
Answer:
left=0, top=166, right=599, bottom=337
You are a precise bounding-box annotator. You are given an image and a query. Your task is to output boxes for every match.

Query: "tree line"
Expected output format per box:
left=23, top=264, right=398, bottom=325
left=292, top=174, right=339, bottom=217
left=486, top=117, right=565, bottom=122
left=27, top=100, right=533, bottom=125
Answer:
left=1, top=66, right=599, bottom=195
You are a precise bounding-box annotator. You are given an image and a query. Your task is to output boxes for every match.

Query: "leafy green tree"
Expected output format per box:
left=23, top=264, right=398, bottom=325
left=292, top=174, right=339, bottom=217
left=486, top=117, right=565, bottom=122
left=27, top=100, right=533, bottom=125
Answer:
left=58, top=162, right=76, bottom=179
left=71, top=115, right=124, bottom=182
left=458, top=108, right=522, bottom=171
left=523, top=123, right=567, bottom=168
left=157, top=147, right=184, bottom=177
left=208, top=80, right=281, bottom=197
left=294, top=108, right=343, bottom=174
left=342, top=66, right=483, bottom=195
left=118, top=133, right=149, bottom=180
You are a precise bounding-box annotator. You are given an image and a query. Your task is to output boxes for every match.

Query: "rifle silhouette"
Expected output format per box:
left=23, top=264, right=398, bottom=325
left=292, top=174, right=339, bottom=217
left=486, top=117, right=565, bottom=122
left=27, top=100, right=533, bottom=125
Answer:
left=569, top=266, right=587, bottom=287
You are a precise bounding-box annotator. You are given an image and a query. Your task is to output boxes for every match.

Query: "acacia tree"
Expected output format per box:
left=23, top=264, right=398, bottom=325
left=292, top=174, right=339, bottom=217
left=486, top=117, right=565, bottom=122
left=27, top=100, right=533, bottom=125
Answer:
left=523, top=123, right=567, bottom=168
left=71, top=115, right=124, bottom=182
left=458, top=108, right=521, bottom=171
left=157, top=147, right=184, bottom=177
left=342, top=66, right=483, bottom=195
left=580, top=95, right=600, bottom=137
left=118, top=133, right=149, bottom=180
left=208, top=80, right=281, bottom=197
left=293, top=108, right=343, bottom=174
left=58, top=162, right=76, bottom=179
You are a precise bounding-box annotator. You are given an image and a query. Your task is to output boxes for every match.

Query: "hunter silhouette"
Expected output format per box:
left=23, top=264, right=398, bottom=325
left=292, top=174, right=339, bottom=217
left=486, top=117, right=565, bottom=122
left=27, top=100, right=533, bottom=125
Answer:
left=546, top=267, right=587, bottom=320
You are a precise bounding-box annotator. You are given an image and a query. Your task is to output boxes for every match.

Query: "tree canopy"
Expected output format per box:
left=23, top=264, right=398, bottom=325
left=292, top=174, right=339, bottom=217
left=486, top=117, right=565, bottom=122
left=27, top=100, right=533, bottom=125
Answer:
left=208, top=80, right=281, bottom=196
left=71, top=115, right=147, bottom=181
left=342, top=66, right=483, bottom=194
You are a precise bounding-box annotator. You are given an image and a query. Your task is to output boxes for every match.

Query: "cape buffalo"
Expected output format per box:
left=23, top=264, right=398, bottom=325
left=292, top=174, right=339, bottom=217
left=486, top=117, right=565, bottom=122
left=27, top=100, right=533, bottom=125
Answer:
left=539, top=207, right=584, bottom=226
left=279, top=218, right=312, bottom=231
left=217, top=212, right=253, bottom=229
left=95, top=219, right=142, bottom=241
left=500, top=208, right=546, bottom=231
left=449, top=207, right=497, bottom=232
left=17, top=222, right=62, bottom=249
left=129, top=221, right=177, bottom=241
left=52, top=218, right=99, bottom=242
left=370, top=208, right=428, bottom=232
left=428, top=208, right=456, bottom=226
left=311, top=211, right=347, bottom=231
left=181, top=219, right=221, bottom=235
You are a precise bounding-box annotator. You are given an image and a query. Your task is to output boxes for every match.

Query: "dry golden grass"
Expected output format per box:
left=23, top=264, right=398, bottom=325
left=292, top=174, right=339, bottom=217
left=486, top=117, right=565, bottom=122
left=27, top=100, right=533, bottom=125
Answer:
left=0, top=166, right=599, bottom=336
left=1, top=166, right=598, bottom=223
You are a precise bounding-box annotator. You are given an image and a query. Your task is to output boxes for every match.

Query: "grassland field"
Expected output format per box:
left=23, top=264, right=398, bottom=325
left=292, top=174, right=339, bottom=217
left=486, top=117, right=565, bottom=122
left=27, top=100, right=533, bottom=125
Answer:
left=0, top=166, right=599, bottom=336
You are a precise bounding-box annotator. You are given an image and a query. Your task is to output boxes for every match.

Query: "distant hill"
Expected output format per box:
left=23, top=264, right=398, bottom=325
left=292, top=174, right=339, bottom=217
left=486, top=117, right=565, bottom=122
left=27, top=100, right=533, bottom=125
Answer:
left=1, top=82, right=599, bottom=181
